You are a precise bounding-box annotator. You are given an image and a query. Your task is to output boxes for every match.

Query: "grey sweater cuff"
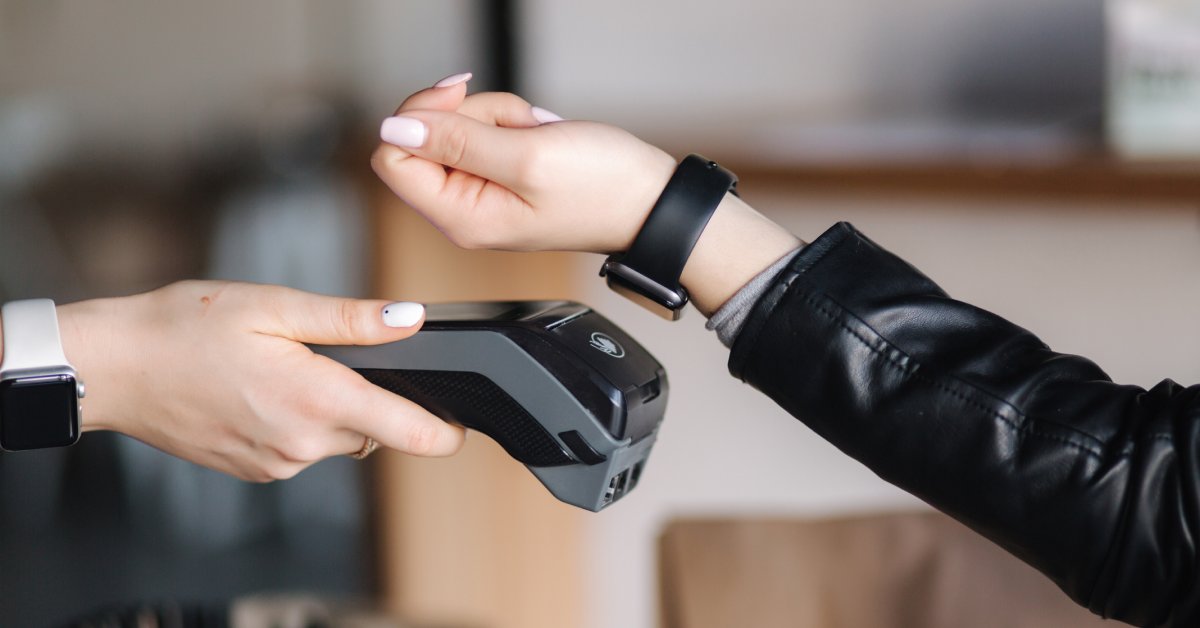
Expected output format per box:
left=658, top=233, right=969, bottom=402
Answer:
left=705, top=247, right=804, bottom=348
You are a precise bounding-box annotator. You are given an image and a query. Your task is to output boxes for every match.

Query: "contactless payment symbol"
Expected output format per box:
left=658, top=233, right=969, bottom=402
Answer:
left=589, top=332, right=625, bottom=358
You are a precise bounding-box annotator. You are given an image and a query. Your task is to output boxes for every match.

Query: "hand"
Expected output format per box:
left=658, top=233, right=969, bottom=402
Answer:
left=371, top=77, right=677, bottom=254
left=372, top=76, right=803, bottom=315
left=53, top=280, right=465, bottom=482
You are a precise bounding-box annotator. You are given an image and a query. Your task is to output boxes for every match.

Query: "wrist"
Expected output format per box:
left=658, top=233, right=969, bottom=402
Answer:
left=601, top=155, right=740, bottom=319
left=611, top=147, right=678, bottom=253
left=680, top=193, right=802, bottom=317
left=57, top=296, right=129, bottom=433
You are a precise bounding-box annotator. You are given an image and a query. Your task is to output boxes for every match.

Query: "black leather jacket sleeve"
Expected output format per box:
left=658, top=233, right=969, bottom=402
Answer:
left=728, top=222, right=1200, bottom=628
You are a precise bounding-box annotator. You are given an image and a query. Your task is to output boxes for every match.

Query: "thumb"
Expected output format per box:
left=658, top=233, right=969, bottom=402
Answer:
left=370, top=72, right=474, bottom=186
left=256, top=286, right=426, bottom=345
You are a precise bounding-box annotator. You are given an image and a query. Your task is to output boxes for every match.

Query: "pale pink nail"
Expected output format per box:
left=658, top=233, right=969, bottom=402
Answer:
left=434, top=72, right=473, bottom=88
left=380, top=116, right=426, bottom=148
left=531, top=106, right=565, bottom=124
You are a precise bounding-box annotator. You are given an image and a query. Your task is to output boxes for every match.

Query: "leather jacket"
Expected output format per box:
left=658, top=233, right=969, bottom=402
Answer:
left=730, top=222, right=1198, bottom=628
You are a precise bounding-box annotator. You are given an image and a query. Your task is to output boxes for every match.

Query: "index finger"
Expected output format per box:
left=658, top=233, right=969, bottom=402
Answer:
left=457, top=91, right=545, bottom=128
left=326, top=363, right=466, bottom=457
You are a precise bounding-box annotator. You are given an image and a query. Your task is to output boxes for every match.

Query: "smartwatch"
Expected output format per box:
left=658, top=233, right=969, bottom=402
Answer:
left=0, top=299, right=85, bottom=451
left=600, top=154, right=738, bottom=320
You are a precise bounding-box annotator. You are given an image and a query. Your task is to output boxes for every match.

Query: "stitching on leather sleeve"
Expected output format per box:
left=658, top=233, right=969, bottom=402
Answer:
left=800, top=289, right=1109, bottom=460
left=730, top=224, right=853, bottom=379
left=804, top=284, right=1154, bottom=619
left=790, top=222, right=854, bottom=276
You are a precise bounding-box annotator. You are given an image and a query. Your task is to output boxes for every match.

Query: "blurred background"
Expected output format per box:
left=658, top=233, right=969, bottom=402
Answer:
left=1, top=1, right=1198, bottom=627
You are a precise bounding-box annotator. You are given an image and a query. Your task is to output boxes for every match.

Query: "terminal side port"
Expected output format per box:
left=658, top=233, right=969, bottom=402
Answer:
left=603, top=468, right=632, bottom=506
left=638, top=378, right=661, bottom=403
left=629, top=461, right=644, bottom=489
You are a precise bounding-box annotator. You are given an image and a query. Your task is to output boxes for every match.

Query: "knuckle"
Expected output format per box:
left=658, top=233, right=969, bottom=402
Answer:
left=339, top=377, right=378, bottom=410
left=304, top=399, right=341, bottom=427
left=371, top=144, right=404, bottom=175
left=279, top=435, right=325, bottom=463
left=404, top=422, right=440, bottom=456
left=511, top=143, right=556, bottom=195
left=448, top=226, right=491, bottom=250
left=267, top=461, right=304, bottom=481
left=444, top=231, right=475, bottom=249
left=294, top=385, right=336, bottom=414
left=231, top=470, right=258, bottom=482
left=499, top=92, right=533, bottom=109
left=490, top=92, right=534, bottom=117
left=247, top=469, right=276, bottom=483
left=370, top=148, right=389, bottom=175
left=515, top=144, right=552, bottom=189
left=440, top=215, right=488, bottom=250
left=440, top=124, right=470, bottom=169
left=447, top=236, right=478, bottom=250
left=334, top=299, right=363, bottom=342
left=469, top=226, right=507, bottom=250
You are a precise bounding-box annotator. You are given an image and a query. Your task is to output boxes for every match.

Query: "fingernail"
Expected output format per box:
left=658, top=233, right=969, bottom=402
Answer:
left=382, top=302, right=424, bottom=328
left=531, top=106, right=565, bottom=124
left=434, top=72, right=473, bottom=88
left=380, top=116, right=427, bottom=148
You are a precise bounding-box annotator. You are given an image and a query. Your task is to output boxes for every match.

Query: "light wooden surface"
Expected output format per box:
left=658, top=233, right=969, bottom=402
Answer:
left=369, top=192, right=588, bottom=628
left=659, top=511, right=1118, bottom=628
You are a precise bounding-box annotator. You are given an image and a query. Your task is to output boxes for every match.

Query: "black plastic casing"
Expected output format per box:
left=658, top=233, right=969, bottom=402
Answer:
left=313, top=301, right=669, bottom=511
left=421, top=301, right=666, bottom=444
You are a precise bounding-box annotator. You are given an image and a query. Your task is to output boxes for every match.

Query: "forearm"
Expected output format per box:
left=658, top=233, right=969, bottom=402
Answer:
left=731, top=222, right=1200, bottom=626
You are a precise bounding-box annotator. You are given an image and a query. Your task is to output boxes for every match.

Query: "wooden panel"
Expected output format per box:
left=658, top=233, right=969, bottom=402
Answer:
left=368, top=192, right=587, bottom=628
left=660, top=512, right=1111, bottom=628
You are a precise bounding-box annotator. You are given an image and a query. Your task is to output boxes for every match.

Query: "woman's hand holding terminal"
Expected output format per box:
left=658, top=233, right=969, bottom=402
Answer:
left=0, top=281, right=466, bottom=482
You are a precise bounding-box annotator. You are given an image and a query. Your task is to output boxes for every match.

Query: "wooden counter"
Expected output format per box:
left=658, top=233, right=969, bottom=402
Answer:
left=367, top=187, right=589, bottom=628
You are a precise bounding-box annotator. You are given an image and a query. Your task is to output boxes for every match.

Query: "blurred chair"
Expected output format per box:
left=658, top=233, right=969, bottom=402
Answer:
left=659, top=510, right=1117, bottom=628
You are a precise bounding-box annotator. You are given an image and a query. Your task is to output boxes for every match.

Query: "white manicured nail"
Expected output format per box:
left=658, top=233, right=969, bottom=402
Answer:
left=434, top=72, right=473, bottom=88
left=382, top=302, right=424, bottom=328
left=531, top=106, right=565, bottom=124
left=380, top=116, right=426, bottom=148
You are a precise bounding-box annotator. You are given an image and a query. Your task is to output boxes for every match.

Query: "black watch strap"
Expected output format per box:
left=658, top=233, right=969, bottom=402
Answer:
left=601, top=154, right=738, bottom=320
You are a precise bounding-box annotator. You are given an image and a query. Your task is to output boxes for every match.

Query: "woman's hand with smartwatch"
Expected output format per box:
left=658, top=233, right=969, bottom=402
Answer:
left=372, top=74, right=801, bottom=317
left=0, top=281, right=464, bottom=481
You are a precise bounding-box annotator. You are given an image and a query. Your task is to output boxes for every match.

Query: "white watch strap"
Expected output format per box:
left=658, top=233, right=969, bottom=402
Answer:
left=0, top=299, right=71, bottom=376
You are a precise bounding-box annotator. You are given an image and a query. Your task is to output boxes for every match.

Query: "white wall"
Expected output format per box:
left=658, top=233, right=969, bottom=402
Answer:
left=0, top=1, right=478, bottom=163
left=576, top=193, right=1200, bottom=628
left=522, top=0, right=1104, bottom=138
